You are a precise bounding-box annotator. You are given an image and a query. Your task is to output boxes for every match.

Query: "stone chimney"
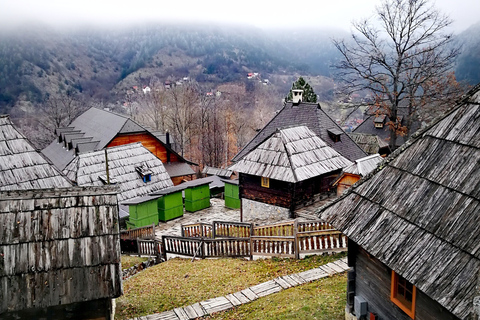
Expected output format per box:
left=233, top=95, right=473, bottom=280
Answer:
left=292, top=89, right=303, bottom=104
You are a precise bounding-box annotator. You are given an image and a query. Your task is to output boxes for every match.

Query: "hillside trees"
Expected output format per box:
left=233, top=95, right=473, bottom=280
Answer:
left=333, top=0, right=462, bottom=149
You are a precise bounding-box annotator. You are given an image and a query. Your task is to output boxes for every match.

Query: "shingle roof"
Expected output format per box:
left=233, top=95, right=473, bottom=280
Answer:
left=63, top=142, right=173, bottom=202
left=230, top=126, right=353, bottom=183
left=0, top=115, right=72, bottom=190
left=342, top=154, right=383, bottom=176
left=202, top=166, right=233, bottom=178
left=232, top=102, right=367, bottom=162
left=42, top=107, right=194, bottom=170
left=349, top=133, right=390, bottom=155
left=317, top=87, right=480, bottom=319
left=0, top=186, right=122, bottom=313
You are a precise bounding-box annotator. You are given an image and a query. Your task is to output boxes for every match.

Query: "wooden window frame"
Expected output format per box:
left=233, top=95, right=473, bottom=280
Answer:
left=261, top=177, right=270, bottom=188
left=391, top=270, right=416, bottom=319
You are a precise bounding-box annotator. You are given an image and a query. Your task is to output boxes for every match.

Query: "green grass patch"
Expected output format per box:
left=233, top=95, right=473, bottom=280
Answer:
left=204, top=273, right=347, bottom=320
left=121, top=255, right=149, bottom=270
left=115, top=253, right=346, bottom=320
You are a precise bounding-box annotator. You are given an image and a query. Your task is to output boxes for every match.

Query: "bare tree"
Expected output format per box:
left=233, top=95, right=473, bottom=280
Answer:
left=333, top=0, right=462, bottom=149
left=167, top=82, right=199, bottom=157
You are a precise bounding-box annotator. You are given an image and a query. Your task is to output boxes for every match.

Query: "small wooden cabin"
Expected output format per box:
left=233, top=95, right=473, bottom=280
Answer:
left=318, top=86, right=480, bottom=320
left=223, top=179, right=240, bottom=209
left=333, top=154, right=383, bottom=196
left=42, top=107, right=195, bottom=185
left=123, top=184, right=186, bottom=228
left=0, top=115, right=72, bottom=190
left=230, top=126, right=353, bottom=221
left=0, top=187, right=122, bottom=320
left=184, top=180, right=211, bottom=212
left=64, top=142, right=173, bottom=202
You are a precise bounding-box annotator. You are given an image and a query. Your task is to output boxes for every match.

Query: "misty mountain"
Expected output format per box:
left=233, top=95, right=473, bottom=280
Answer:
left=455, top=22, right=480, bottom=85
left=0, top=23, right=346, bottom=114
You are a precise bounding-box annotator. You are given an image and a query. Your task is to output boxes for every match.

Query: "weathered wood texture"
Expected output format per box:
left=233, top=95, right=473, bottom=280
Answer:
left=121, top=224, right=156, bottom=240
left=0, top=187, right=122, bottom=315
left=240, top=173, right=338, bottom=211
left=319, top=96, right=480, bottom=319
left=0, top=115, right=72, bottom=190
left=108, top=133, right=179, bottom=164
left=354, top=248, right=459, bottom=320
left=63, top=142, right=173, bottom=202
left=168, top=220, right=346, bottom=259
left=230, top=126, right=352, bottom=183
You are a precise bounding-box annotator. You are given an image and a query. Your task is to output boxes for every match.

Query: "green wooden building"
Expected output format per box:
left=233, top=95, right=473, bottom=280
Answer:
left=223, top=179, right=240, bottom=209
left=150, top=185, right=186, bottom=222
left=123, top=185, right=186, bottom=228
left=184, top=180, right=211, bottom=212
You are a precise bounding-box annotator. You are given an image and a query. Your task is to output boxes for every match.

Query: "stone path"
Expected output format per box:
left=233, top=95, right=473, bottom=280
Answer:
left=129, top=257, right=349, bottom=320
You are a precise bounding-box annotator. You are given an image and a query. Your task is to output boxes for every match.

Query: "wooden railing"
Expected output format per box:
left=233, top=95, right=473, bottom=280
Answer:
left=162, top=236, right=250, bottom=259
left=164, top=219, right=347, bottom=259
left=297, top=230, right=346, bottom=254
left=137, top=239, right=162, bottom=256
left=250, top=236, right=295, bottom=258
left=213, top=221, right=252, bottom=238
left=203, top=238, right=251, bottom=258
left=181, top=223, right=213, bottom=238
left=252, top=221, right=295, bottom=236
left=121, top=224, right=156, bottom=240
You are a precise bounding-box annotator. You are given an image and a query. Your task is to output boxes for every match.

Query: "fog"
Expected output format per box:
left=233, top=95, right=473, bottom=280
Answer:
left=1, top=0, right=479, bottom=32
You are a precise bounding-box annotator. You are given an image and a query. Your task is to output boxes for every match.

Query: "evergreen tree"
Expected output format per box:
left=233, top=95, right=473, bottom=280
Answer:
left=286, top=77, right=317, bottom=103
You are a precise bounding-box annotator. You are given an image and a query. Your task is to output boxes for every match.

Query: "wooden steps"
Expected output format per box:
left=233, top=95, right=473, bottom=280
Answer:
left=131, top=257, right=349, bottom=320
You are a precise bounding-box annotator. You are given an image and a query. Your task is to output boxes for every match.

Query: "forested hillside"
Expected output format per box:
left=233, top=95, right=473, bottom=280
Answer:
left=0, top=22, right=344, bottom=114
left=455, top=22, right=480, bottom=85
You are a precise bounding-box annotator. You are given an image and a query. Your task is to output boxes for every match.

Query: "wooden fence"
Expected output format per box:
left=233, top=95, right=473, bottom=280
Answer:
left=167, top=220, right=347, bottom=259
left=137, top=239, right=162, bottom=256
left=120, top=224, right=157, bottom=255
left=121, top=224, right=156, bottom=240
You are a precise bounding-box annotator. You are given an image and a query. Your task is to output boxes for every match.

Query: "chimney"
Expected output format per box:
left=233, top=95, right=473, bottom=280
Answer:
left=292, top=89, right=303, bottom=104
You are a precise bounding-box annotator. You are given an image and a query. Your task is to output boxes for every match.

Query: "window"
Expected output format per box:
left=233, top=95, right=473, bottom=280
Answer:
left=261, top=176, right=270, bottom=188
left=391, top=271, right=416, bottom=319
left=136, top=163, right=153, bottom=183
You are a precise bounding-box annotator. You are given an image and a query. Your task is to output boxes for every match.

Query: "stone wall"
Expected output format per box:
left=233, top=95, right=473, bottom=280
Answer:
left=241, top=198, right=290, bottom=223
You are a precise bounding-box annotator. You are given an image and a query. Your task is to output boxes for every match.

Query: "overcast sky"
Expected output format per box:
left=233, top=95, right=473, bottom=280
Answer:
left=1, top=0, right=479, bottom=32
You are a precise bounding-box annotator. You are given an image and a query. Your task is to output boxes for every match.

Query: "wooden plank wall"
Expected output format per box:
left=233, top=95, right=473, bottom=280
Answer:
left=0, top=188, right=122, bottom=315
left=354, top=247, right=458, bottom=320
left=108, top=133, right=179, bottom=163
left=240, top=174, right=292, bottom=209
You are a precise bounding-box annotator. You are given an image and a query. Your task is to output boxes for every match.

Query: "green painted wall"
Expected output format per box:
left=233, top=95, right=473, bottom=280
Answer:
left=185, top=184, right=210, bottom=212
left=158, top=191, right=184, bottom=222
left=224, top=183, right=240, bottom=209
left=127, top=199, right=159, bottom=228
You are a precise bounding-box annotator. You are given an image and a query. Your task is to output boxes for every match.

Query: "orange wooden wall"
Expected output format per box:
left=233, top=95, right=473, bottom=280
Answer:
left=336, top=174, right=361, bottom=196
left=107, top=133, right=179, bottom=163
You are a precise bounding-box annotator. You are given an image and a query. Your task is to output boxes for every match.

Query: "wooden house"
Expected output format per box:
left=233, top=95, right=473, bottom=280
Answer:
left=123, top=184, right=186, bottom=227
left=202, top=165, right=235, bottom=179
left=0, top=186, right=122, bottom=319
left=349, top=133, right=391, bottom=156
left=352, top=107, right=420, bottom=151
left=230, top=126, right=353, bottom=221
left=333, top=154, right=383, bottom=196
left=317, top=85, right=480, bottom=320
left=0, top=115, right=72, bottom=190
left=42, top=107, right=195, bottom=185
left=223, top=179, right=240, bottom=209
left=232, top=92, right=367, bottom=163
left=63, top=142, right=174, bottom=223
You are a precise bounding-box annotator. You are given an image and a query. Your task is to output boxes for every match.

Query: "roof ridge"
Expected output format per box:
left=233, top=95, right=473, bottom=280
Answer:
left=278, top=128, right=299, bottom=183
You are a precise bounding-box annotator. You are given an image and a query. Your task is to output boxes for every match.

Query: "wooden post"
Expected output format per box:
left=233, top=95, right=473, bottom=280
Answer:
left=294, top=219, right=299, bottom=259
left=136, top=238, right=141, bottom=257
left=161, top=236, right=167, bottom=261
left=212, top=221, right=216, bottom=239
left=104, top=149, right=110, bottom=184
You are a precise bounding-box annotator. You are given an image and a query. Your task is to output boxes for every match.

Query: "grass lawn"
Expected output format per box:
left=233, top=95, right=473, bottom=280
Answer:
left=204, top=273, right=346, bottom=320
left=121, top=255, right=149, bottom=270
left=115, top=253, right=346, bottom=320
